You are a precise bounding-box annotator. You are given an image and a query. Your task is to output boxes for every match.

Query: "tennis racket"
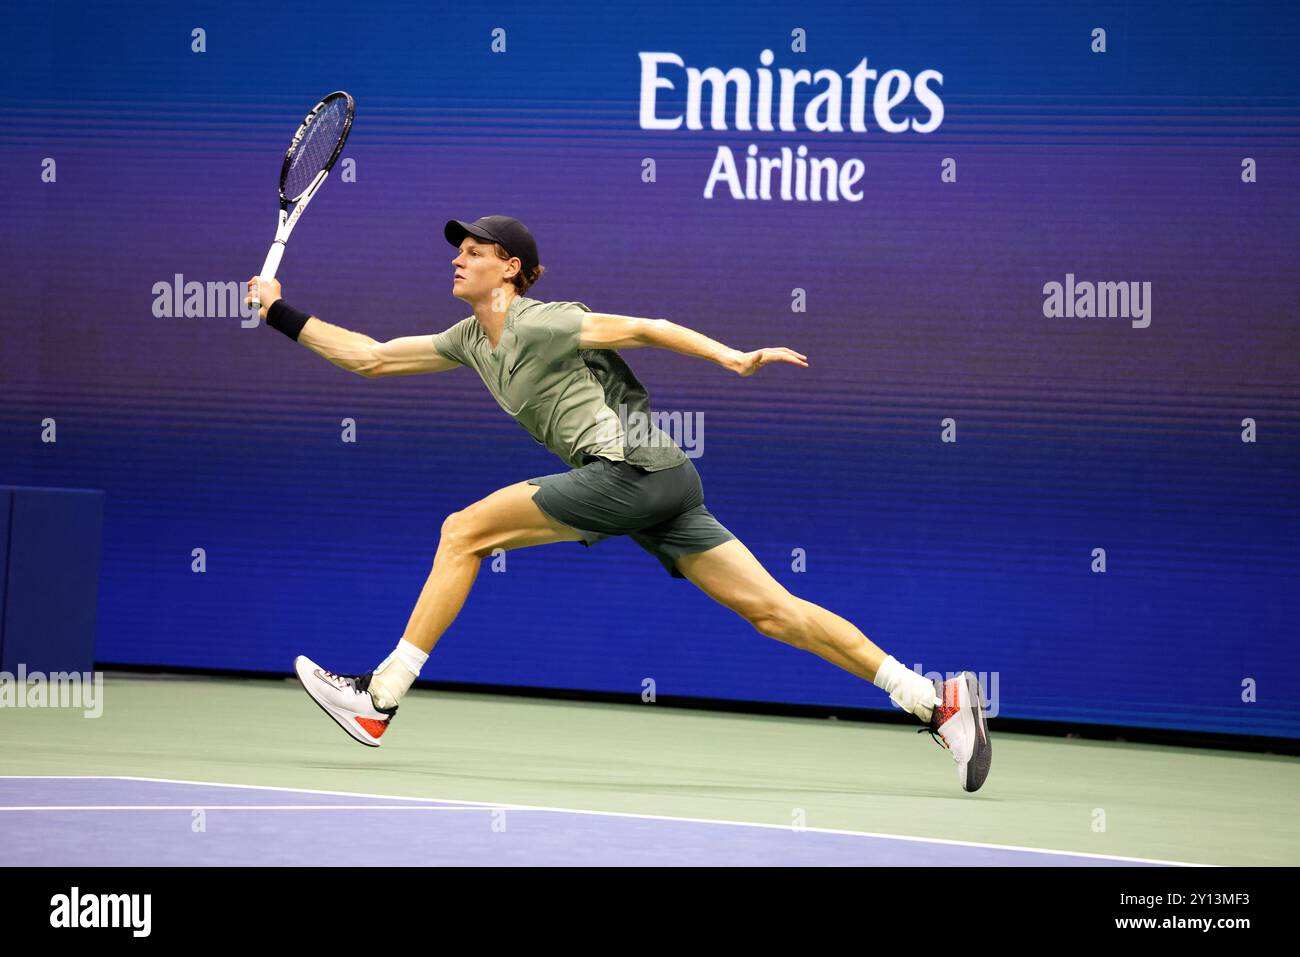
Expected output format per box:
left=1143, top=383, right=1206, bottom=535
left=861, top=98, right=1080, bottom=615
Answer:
left=250, top=91, right=355, bottom=315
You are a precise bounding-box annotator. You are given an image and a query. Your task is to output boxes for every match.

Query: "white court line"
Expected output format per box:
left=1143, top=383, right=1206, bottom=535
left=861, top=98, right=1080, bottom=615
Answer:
left=37, top=774, right=1209, bottom=867
left=0, top=774, right=1210, bottom=867
left=0, top=805, right=498, bottom=812
left=0, top=775, right=486, bottom=805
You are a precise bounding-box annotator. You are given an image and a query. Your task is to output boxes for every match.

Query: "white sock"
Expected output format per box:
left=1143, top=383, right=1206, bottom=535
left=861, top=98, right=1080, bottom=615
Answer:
left=369, top=640, right=429, bottom=710
left=873, top=655, right=940, bottom=724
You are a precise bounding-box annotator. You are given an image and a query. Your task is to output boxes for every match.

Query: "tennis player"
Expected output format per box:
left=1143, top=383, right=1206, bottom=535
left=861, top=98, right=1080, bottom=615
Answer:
left=246, top=215, right=991, bottom=792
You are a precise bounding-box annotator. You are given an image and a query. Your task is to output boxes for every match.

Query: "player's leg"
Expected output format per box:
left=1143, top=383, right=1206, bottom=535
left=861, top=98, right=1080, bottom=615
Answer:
left=673, top=538, right=938, bottom=721
left=675, top=539, right=880, bottom=677
left=367, top=480, right=584, bottom=702
left=294, top=480, right=583, bottom=743
left=673, top=537, right=990, bottom=792
left=399, top=480, right=585, bottom=655
left=624, top=459, right=937, bottom=716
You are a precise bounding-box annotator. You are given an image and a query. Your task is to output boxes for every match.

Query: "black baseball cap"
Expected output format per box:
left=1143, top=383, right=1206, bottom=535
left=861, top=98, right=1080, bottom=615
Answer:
left=444, top=216, right=540, bottom=275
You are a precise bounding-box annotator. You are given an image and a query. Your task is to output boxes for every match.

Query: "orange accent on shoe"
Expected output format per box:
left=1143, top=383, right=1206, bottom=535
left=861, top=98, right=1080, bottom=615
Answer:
left=355, top=716, right=391, bottom=738
left=935, top=680, right=961, bottom=727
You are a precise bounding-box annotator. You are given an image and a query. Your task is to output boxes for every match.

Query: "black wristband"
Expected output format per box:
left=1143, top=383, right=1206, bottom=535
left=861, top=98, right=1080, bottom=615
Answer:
left=266, top=300, right=312, bottom=341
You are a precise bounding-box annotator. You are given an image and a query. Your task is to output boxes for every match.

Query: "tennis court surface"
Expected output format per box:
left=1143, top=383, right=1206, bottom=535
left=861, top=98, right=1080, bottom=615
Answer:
left=2, top=674, right=1295, bottom=866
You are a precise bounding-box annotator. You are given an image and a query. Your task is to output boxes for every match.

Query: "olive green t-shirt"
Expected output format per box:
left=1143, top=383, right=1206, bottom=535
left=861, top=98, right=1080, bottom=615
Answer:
left=431, top=296, right=688, bottom=472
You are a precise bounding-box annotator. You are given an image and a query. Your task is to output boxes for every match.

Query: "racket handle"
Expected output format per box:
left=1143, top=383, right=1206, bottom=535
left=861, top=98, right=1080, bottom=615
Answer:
left=251, top=242, right=287, bottom=314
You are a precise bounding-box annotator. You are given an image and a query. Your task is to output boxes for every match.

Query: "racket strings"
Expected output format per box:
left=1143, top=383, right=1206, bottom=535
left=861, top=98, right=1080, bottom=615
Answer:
left=284, top=100, right=348, bottom=200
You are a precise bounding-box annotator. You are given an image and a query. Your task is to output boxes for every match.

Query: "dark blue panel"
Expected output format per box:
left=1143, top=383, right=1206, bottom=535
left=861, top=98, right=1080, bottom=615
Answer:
left=0, top=488, right=105, bottom=674
left=0, top=489, right=10, bottom=660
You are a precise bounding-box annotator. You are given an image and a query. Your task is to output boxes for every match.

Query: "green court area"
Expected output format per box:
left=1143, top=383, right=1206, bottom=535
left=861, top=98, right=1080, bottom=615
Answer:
left=1, top=673, right=1294, bottom=866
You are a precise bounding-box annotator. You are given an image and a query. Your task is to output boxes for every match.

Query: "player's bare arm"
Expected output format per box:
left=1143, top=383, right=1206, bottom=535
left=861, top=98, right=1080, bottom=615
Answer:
left=246, top=275, right=459, bottom=378
left=578, top=312, right=809, bottom=377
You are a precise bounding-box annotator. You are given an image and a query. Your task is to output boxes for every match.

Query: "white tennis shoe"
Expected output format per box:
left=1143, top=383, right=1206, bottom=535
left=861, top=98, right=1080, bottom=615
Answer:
left=293, top=655, right=397, bottom=747
left=921, top=671, right=992, bottom=793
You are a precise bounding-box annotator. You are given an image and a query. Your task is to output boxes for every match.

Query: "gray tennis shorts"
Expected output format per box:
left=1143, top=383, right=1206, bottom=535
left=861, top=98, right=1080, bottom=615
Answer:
left=526, top=455, right=736, bottom=578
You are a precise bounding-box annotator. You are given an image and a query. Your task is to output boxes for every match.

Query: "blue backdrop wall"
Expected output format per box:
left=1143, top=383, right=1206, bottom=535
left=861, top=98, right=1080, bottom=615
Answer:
left=2, top=1, right=1297, bottom=737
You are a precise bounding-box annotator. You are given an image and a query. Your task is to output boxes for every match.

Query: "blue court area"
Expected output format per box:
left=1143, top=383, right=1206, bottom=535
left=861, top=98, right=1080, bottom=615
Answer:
left=0, top=777, right=1174, bottom=867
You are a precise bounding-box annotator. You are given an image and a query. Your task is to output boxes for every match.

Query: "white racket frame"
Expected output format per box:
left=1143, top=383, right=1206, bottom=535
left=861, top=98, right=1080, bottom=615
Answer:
left=251, top=91, right=353, bottom=316
left=251, top=166, right=331, bottom=311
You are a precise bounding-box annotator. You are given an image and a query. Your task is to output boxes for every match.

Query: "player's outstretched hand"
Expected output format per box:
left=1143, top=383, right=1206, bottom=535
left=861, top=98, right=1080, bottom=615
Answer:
left=732, top=347, right=809, bottom=377
left=245, top=276, right=283, bottom=321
